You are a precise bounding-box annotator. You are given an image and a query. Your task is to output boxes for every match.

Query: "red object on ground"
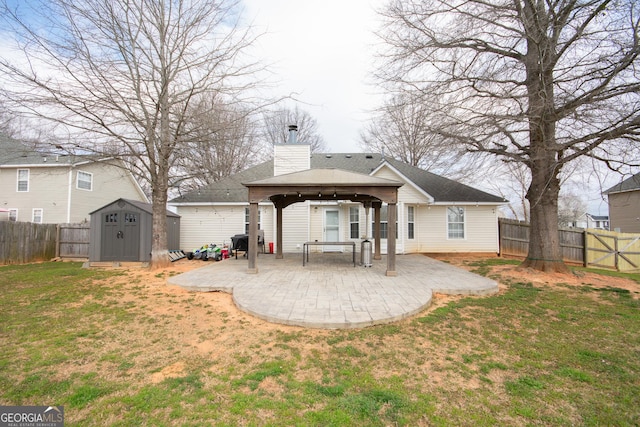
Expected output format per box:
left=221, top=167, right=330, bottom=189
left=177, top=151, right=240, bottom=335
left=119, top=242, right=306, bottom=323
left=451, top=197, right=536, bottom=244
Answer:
left=221, top=249, right=229, bottom=259
left=269, top=242, right=274, bottom=254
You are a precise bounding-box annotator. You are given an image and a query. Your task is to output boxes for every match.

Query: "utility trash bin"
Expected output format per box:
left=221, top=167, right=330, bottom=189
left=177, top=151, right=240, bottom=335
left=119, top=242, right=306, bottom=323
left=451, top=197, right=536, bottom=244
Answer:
left=361, top=239, right=372, bottom=267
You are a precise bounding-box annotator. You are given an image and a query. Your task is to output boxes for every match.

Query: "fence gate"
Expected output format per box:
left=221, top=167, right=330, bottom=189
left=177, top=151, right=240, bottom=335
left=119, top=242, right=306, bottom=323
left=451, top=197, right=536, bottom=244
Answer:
left=586, top=229, right=640, bottom=272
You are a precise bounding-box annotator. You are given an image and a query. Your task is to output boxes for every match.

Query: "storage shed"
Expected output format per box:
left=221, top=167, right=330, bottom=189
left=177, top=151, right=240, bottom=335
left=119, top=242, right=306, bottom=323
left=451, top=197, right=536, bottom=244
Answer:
left=89, top=198, right=180, bottom=262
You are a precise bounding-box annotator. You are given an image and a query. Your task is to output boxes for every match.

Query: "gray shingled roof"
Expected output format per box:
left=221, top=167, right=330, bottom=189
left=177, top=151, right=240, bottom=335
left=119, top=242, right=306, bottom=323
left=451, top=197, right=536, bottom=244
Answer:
left=0, top=133, right=95, bottom=166
left=169, top=153, right=506, bottom=204
left=604, top=172, right=640, bottom=194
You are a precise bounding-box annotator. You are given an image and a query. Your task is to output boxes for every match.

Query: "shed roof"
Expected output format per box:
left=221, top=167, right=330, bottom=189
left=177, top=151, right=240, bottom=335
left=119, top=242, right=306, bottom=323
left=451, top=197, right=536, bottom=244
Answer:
left=90, top=198, right=180, bottom=217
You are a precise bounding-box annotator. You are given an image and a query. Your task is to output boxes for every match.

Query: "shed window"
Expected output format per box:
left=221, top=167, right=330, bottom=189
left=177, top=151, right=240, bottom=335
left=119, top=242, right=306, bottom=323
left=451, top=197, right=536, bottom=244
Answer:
left=77, top=171, right=93, bottom=190
left=447, top=206, right=465, bottom=239
left=17, top=169, right=29, bottom=192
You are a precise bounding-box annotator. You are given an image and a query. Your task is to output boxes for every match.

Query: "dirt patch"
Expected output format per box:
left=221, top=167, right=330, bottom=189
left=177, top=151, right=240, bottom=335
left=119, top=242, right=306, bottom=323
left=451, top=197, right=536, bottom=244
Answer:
left=150, top=361, right=186, bottom=383
left=430, top=254, right=640, bottom=297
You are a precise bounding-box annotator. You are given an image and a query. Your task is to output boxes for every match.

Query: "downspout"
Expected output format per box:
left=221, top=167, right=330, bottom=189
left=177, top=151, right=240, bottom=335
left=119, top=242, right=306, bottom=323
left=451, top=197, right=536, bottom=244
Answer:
left=67, top=166, right=73, bottom=223
left=399, top=202, right=405, bottom=254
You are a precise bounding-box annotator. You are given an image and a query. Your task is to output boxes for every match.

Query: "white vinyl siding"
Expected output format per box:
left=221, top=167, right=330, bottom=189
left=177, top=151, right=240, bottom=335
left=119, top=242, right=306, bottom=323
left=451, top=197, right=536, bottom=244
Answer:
left=177, top=204, right=274, bottom=251
left=413, top=205, right=498, bottom=252
left=17, top=169, right=29, bottom=192
left=32, top=208, right=43, bottom=223
left=77, top=171, right=93, bottom=190
left=281, top=202, right=309, bottom=252
left=274, top=145, right=310, bottom=176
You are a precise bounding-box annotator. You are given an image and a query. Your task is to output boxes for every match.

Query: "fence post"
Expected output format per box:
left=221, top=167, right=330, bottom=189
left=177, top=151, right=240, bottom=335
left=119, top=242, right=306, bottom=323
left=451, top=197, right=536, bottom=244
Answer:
left=583, top=229, right=587, bottom=268
left=56, top=224, right=61, bottom=258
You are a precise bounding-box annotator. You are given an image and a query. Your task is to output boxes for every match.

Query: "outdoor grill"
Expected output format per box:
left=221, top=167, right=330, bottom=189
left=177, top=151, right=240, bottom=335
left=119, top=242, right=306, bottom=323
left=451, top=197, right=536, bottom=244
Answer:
left=230, top=234, right=249, bottom=259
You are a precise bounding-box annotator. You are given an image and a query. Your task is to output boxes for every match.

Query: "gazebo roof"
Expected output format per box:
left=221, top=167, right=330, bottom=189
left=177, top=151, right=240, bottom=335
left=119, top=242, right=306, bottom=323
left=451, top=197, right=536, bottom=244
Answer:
left=243, top=168, right=403, bottom=207
left=243, top=168, right=402, bottom=187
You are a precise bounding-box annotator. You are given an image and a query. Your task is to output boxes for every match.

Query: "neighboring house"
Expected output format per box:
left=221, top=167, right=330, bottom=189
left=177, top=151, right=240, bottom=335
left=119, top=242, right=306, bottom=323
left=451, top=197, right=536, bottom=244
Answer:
left=169, top=128, right=507, bottom=254
left=605, top=172, right=640, bottom=233
left=585, top=213, right=609, bottom=230
left=572, top=213, right=610, bottom=230
left=0, top=134, right=148, bottom=224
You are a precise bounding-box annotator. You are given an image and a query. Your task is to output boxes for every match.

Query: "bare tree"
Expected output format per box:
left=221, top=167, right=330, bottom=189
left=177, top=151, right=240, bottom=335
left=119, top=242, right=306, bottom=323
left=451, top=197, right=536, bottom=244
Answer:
left=483, top=161, right=532, bottom=222
left=558, top=192, right=587, bottom=228
left=262, top=106, right=327, bottom=152
left=359, top=93, right=474, bottom=178
left=0, top=0, right=265, bottom=267
left=377, top=0, right=640, bottom=272
left=171, top=94, right=269, bottom=194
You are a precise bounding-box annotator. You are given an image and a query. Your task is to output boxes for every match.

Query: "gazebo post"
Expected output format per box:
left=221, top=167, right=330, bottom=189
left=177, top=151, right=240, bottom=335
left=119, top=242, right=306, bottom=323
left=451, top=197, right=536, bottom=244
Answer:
left=386, top=202, right=397, bottom=276
left=373, top=202, right=382, bottom=260
left=247, top=202, right=259, bottom=273
left=276, top=205, right=283, bottom=259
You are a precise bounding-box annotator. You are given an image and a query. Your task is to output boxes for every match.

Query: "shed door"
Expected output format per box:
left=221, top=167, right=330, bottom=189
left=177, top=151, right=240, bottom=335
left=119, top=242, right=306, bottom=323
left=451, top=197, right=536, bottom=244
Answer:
left=101, top=210, right=140, bottom=261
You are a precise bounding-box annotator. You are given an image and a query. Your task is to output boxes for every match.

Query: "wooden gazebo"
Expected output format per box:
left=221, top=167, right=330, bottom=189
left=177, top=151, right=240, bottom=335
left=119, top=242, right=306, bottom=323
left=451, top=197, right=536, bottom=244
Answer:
left=243, top=168, right=403, bottom=276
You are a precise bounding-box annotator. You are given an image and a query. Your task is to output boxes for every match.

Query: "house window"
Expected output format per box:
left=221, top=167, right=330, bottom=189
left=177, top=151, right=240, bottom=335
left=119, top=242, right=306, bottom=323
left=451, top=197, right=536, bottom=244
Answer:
left=9, top=209, right=18, bottom=222
left=349, top=206, right=359, bottom=239
left=17, top=169, right=29, bottom=192
left=372, top=205, right=397, bottom=239
left=32, top=208, right=43, bottom=224
left=407, top=206, right=415, bottom=240
left=447, top=206, right=465, bottom=239
left=77, top=171, right=93, bottom=190
left=244, top=207, right=261, bottom=234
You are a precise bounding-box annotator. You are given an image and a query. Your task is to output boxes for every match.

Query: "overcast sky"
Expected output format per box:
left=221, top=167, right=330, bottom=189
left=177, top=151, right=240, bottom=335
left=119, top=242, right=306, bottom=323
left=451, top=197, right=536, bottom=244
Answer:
left=242, top=0, right=384, bottom=153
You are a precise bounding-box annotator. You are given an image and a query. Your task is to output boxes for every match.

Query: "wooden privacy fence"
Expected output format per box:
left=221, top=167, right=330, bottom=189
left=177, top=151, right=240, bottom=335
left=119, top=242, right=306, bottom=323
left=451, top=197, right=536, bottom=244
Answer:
left=499, top=218, right=640, bottom=271
left=499, top=218, right=585, bottom=265
left=0, top=222, right=90, bottom=265
left=57, top=223, right=90, bottom=259
left=0, top=222, right=57, bottom=265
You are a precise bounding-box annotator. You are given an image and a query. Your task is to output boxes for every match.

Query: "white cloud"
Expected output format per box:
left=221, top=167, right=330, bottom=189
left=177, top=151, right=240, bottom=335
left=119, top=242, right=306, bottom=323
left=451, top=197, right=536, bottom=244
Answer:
left=242, top=0, right=384, bottom=152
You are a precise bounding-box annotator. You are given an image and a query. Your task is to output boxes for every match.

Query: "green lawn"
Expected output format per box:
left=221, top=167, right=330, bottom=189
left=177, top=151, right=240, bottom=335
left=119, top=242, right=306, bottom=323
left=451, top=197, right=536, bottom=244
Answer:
left=1, top=261, right=639, bottom=426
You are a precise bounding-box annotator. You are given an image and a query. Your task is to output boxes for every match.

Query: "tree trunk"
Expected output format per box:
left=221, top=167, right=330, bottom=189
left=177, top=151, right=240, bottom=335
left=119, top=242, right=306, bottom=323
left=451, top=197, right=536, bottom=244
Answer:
left=150, top=179, right=170, bottom=269
left=521, top=162, right=570, bottom=273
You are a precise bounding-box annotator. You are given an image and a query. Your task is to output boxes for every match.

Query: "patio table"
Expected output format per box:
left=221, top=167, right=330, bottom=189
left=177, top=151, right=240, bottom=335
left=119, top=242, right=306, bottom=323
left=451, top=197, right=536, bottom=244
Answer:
left=302, top=241, right=356, bottom=267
